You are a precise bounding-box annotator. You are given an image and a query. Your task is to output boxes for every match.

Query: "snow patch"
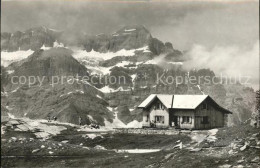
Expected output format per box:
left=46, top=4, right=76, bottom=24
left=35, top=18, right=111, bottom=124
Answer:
left=1, top=126, right=6, bottom=135
left=169, top=62, right=183, bottom=65
left=72, top=46, right=149, bottom=61
left=53, top=41, right=65, bottom=48
left=7, top=70, right=14, bottom=74
left=87, top=115, right=97, bottom=123
left=94, top=145, right=106, bottom=150
left=11, top=87, right=19, bottom=93
left=208, top=128, right=218, bottom=136
left=86, top=66, right=112, bottom=75
left=136, top=46, right=151, bottom=53
left=131, top=74, right=137, bottom=82
left=98, top=86, right=116, bottom=93
left=104, top=112, right=126, bottom=128
left=77, top=125, right=109, bottom=132
left=126, top=120, right=142, bottom=128
left=107, top=107, right=113, bottom=111
left=7, top=113, right=15, bottom=119
left=207, top=128, right=218, bottom=142
left=41, top=45, right=51, bottom=50
left=143, top=59, right=183, bottom=65
left=124, top=29, right=136, bottom=32
left=1, top=91, right=8, bottom=96
left=85, top=133, right=103, bottom=139
left=98, top=86, right=132, bottom=93
left=105, top=111, right=142, bottom=128
left=96, top=95, right=103, bottom=99
left=116, top=149, right=160, bottom=153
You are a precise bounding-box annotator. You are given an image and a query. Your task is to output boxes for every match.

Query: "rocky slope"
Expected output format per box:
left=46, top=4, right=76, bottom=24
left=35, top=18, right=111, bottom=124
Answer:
left=1, top=48, right=113, bottom=125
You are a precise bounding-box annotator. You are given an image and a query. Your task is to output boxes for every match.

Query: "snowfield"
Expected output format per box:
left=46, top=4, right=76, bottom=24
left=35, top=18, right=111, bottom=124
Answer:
left=71, top=46, right=150, bottom=75
left=1, top=42, right=66, bottom=67
left=1, top=50, right=34, bottom=67
left=86, top=61, right=138, bottom=75
left=72, top=46, right=150, bottom=61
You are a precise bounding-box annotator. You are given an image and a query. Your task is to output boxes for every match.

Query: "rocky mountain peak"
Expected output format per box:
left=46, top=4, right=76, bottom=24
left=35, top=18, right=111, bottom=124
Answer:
left=1, top=26, right=62, bottom=52
left=10, top=48, right=89, bottom=81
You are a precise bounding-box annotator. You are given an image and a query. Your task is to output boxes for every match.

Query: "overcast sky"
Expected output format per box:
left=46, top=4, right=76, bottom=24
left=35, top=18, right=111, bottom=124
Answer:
left=1, top=0, right=259, bottom=89
left=1, top=0, right=259, bottom=50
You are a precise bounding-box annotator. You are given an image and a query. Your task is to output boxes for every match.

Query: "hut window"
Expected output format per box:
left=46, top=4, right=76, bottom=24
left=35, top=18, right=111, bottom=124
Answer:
left=156, top=103, right=160, bottom=109
left=155, top=116, right=164, bottom=124
left=182, top=116, right=191, bottom=124
left=155, top=102, right=163, bottom=110
left=201, top=116, right=209, bottom=124
left=161, top=103, right=165, bottom=110
left=146, top=115, right=149, bottom=122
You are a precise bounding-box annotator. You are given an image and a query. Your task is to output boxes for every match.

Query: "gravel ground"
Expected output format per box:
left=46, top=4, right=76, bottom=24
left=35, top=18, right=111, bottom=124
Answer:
left=1, top=118, right=259, bottom=168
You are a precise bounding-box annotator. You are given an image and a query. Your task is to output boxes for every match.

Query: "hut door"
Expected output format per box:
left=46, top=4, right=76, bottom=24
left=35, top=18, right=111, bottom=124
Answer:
left=173, top=116, right=180, bottom=128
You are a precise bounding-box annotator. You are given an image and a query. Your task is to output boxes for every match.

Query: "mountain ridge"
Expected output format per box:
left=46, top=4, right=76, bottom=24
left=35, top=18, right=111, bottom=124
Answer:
left=1, top=25, right=257, bottom=127
left=1, top=25, right=182, bottom=57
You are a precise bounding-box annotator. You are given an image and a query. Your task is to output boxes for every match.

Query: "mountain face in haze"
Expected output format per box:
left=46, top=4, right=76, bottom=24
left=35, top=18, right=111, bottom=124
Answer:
left=81, top=25, right=152, bottom=52
left=1, top=25, right=257, bottom=127
left=1, top=25, right=182, bottom=57
left=1, top=26, right=62, bottom=52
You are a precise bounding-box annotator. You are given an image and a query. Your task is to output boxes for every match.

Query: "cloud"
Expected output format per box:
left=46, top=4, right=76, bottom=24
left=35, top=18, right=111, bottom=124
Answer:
left=151, top=1, right=259, bottom=50
left=183, top=41, right=259, bottom=89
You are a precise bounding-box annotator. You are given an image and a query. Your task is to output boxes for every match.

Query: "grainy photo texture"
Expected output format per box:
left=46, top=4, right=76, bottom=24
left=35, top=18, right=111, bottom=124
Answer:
left=1, top=0, right=259, bottom=167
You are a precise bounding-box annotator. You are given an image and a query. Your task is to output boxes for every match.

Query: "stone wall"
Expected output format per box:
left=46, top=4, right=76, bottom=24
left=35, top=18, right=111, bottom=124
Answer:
left=114, top=128, right=180, bottom=135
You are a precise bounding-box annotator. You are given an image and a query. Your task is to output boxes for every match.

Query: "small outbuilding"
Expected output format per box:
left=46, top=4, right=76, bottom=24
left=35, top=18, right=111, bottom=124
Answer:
left=138, top=94, right=232, bottom=130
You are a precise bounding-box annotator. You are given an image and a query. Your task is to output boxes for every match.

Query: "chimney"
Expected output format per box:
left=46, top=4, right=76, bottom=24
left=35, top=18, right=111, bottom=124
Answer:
left=171, top=95, right=174, bottom=108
